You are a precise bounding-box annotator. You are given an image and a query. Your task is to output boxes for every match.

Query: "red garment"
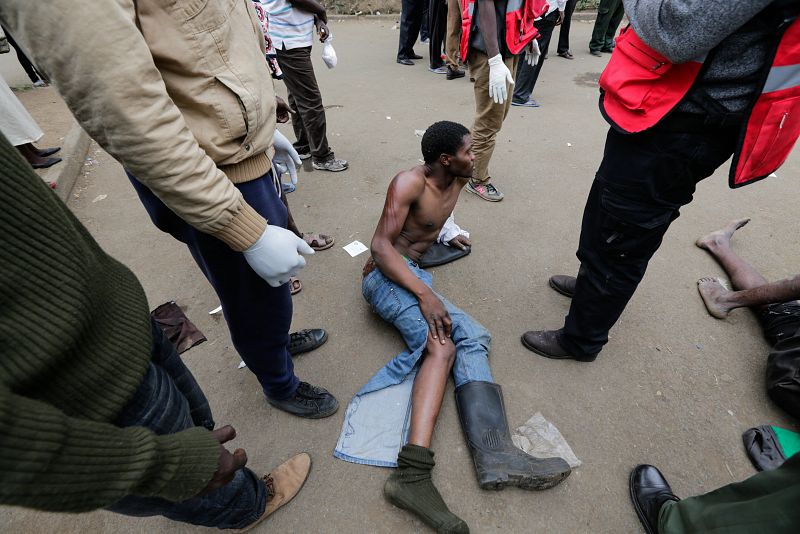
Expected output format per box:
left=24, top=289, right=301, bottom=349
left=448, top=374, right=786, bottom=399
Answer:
left=459, top=0, right=548, bottom=62
left=599, top=23, right=800, bottom=188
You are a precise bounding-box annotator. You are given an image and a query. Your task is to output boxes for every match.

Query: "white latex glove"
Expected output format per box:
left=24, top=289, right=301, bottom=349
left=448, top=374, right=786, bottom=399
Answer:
left=488, top=54, right=514, bottom=105
left=525, top=40, right=541, bottom=67
left=243, top=225, right=314, bottom=287
left=322, top=36, right=338, bottom=69
left=272, top=129, right=301, bottom=185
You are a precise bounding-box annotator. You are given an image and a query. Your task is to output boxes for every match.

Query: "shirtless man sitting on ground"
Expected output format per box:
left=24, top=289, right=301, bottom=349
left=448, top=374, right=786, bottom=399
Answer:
left=351, top=121, right=571, bottom=533
left=695, top=218, right=800, bottom=420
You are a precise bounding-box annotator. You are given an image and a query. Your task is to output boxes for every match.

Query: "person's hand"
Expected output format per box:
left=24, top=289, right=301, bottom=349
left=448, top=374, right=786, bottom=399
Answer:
left=276, top=95, right=293, bottom=123
left=195, top=425, right=248, bottom=497
left=525, top=40, right=541, bottom=67
left=243, top=225, right=314, bottom=287
left=488, top=54, right=514, bottom=104
left=317, top=9, right=328, bottom=24
left=418, top=290, right=452, bottom=344
left=556, top=10, right=564, bottom=26
left=315, top=19, right=330, bottom=42
left=272, top=129, right=302, bottom=185
left=448, top=235, right=472, bottom=250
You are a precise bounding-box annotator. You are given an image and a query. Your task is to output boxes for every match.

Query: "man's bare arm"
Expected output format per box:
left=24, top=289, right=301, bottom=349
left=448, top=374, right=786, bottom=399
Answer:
left=371, top=173, right=452, bottom=342
left=371, top=173, right=429, bottom=296
left=288, top=0, right=328, bottom=22
left=477, top=0, right=500, bottom=58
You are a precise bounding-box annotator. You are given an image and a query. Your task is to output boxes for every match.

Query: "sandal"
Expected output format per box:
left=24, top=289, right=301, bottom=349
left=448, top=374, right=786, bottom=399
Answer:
left=302, top=232, right=334, bottom=251
left=289, top=277, right=302, bottom=295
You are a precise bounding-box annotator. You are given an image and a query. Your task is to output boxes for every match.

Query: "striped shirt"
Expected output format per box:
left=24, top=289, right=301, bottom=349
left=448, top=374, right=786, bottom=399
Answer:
left=258, top=0, right=315, bottom=50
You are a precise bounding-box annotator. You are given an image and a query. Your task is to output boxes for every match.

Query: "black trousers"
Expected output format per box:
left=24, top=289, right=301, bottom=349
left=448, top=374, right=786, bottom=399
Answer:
left=561, top=116, right=741, bottom=356
left=512, top=10, right=559, bottom=103
left=428, top=0, right=448, bottom=68
left=557, top=0, right=578, bottom=54
left=275, top=45, right=333, bottom=162
left=398, top=0, right=425, bottom=60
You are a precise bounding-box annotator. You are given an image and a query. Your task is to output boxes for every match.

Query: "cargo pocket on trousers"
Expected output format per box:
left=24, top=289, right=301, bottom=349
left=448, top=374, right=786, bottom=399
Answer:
left=599, top=188, right=675, bottom=261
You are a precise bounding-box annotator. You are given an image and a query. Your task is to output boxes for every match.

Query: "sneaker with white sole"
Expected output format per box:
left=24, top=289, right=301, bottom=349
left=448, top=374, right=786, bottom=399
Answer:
left=466, top=180, right=504, bottom=201
left=297, top=152, right=312, bottom=161
left=312, top=157, right=349, bottom=172
left=429, top=65, right=448, bottom=74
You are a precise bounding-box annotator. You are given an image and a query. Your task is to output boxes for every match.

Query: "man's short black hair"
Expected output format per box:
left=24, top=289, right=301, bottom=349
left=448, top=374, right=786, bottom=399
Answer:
left=421, top=121, right=470, bottom=164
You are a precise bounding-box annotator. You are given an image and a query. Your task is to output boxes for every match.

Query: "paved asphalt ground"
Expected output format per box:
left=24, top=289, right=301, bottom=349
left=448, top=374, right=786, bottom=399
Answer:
left=3, top=18, right=799, bottom=534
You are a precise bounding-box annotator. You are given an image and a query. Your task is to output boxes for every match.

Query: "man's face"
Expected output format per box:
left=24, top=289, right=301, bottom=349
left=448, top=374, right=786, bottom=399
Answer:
left=444, top=134, right=475, bottom=178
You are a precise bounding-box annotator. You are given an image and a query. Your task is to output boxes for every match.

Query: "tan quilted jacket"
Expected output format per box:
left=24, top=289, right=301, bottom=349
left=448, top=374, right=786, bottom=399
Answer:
left=0, top=0, right=279, bottom=250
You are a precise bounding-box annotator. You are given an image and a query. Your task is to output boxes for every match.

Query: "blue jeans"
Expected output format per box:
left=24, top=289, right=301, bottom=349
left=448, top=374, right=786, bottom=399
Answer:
left=128, top=170, right=299, bottom=400
left=108, top=321, right=267, bottom=529
left=334, top=260, right=493, bottom=466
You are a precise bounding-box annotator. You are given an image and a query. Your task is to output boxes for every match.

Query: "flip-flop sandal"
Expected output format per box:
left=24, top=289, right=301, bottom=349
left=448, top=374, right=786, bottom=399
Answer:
left=289, top=277, right=302, bottom=295
left=303, top=232, right=335, bottom=251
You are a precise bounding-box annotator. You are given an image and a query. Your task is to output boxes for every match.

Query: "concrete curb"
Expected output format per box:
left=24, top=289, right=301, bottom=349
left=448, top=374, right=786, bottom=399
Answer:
left=43, top=119, right=90, bottom=202
left=330, top=10, right=597, bottom=21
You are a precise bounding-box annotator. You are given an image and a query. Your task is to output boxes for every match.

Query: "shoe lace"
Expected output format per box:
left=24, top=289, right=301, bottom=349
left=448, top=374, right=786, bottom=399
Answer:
left=289, top=330, right=311, bottom=349
left=263, top=474, right=276, bottom=501
left=485, top=183, right=499, bottom=194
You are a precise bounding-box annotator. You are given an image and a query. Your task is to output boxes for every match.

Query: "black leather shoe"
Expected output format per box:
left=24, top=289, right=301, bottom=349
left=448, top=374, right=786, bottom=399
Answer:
left=410, top=52, right=424, bottom=60
left=630, top=465, right=680, bottom=534
left=548, top=275, right=576, bottom=297
left=268, top=382, right=339, bottom=418
left=520, top=329, right=597, bottom=362
left=396, top=57, right=414, bottom=66
left=446, top=66, right=466, bottom=80
left=288, top=328, right=328, bottom=356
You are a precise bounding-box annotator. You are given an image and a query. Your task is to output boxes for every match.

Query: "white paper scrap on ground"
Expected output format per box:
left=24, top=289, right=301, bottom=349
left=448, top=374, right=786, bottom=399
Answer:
left=238, top=361, right=247, bottom=369
left=343, top=240, right=369, bottom=257
left=209, top=305, right=223, bottom=315
left=512, top=412, right=581, bottom=468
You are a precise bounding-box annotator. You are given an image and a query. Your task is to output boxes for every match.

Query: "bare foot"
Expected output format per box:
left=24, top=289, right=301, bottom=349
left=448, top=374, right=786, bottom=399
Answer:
left=695, top=218, right=751, bottom=251
left=697, top=277, right=734, bottom=319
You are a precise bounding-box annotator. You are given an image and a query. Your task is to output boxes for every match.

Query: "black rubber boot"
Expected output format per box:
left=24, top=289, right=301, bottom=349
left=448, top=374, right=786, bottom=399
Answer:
left=455, top=381, right=572, bottom=490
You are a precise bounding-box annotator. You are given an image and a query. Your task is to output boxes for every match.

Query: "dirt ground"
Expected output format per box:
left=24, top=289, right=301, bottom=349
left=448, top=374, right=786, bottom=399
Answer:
left=2, top=19, right=799, bottom=534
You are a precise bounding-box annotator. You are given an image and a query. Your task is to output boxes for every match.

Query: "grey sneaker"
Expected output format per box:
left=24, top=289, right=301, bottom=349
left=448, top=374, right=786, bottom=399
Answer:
left=297, top=152, right=312, bottom=161
left=429, top=65, right=448, bottom=74
left=312, top=157, right=349, bottom=172
left=466, top=180, right=504, bottom=201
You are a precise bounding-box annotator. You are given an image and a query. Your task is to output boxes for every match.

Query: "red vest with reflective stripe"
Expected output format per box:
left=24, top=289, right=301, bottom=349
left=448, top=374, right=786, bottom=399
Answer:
left=459, top=0, right=548, bottom=62
left=599, top=22, right=800, bottom=188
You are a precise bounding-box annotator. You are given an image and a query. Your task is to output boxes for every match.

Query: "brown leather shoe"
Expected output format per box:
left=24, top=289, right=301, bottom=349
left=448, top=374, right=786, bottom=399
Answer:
left=231, top=453, right=312, bottom=532
left=520, top=329, right=597, bottom=362
left=548, top=275, right=576, bottom=297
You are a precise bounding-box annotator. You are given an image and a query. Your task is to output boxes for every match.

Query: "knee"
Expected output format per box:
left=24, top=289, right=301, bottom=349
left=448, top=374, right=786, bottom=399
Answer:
left=426, top=338, right=456, bottom=368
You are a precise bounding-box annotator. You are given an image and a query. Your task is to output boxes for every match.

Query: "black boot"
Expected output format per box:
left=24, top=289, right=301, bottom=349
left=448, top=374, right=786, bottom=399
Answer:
left=455, top=381, right=572, bottom=490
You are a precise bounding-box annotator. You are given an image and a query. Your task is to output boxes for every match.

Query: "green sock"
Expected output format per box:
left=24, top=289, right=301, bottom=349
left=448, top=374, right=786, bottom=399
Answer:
left=772, top=426, right=800, bottom=458
left=384, top=444, right=469, bottom=534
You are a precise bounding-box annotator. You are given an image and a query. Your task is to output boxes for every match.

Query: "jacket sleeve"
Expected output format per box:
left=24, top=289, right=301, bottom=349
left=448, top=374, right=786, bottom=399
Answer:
left=622, top=0, right=775, bottom=63
left=0, top=387, right=219, bottom=511
left=0, top=0, right=267, bottom=251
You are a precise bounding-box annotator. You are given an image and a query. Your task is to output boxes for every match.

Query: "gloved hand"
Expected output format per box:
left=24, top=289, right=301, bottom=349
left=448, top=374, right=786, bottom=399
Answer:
left=525, top=40, right=541, bottom=67
left=488, top=54, right=514, bottom=104
left=272, top=129, right=301, bottom=185
left=243, top=225, right=314, bottom=287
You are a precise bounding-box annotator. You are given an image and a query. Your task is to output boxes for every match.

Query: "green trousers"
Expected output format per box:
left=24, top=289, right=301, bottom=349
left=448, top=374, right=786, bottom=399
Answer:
left=659, top=453, right=800, bottom=533
left=589, top=0, right=625, bottom=52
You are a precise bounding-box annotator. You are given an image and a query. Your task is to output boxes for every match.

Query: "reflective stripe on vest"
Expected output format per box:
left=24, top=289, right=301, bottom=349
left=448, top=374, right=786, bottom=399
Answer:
left=599, top=20, right=800, bottom=189
left=732, top=19, right=800, bottom=187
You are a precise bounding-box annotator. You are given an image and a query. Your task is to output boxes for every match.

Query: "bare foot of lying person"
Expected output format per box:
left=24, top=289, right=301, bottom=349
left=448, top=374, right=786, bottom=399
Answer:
left=695, top=218, right=751, bottom=251
left=697, top=277, right=734, bottom=319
